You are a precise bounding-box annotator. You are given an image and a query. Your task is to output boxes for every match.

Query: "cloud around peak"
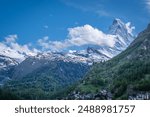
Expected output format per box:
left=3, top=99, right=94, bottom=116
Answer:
left=67, top=25, right=116, bottom=47
left=38, top=24, right=116, bottom=51
left=0, top=35, right=38, bottom=61
left=125, top=22, right=135, bottom=35
left=1, top=19, right=135, bottom=55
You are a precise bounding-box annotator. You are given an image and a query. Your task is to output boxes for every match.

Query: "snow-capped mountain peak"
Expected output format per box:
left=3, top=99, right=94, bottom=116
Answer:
left=109, top=18, right=134, bottom=36
left=112, top=18, right=123, bottom=25
left=23, top=18, right=135, bottom=64
left=0, top=42, right=38, bottom=63
left=0, top=18, right=135, bottom=66
left=109, top=18, right=135, bottom=51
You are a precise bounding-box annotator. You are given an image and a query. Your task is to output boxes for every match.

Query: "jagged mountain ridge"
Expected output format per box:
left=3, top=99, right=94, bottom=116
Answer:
left=66, top=18, right=135, bottom=62
left=0, top=18, right=135, bottom=65
left=0, top=18, right=135, bottom=83
left=66, top=23, right=150, bottom=100
left=0, top=18, right=136, bottom=99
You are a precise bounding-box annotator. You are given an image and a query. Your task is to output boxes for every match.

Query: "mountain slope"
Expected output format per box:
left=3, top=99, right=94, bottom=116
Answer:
left=0, top=55, right=18, bottom=85
left=67, top=23, right=150, bottom=100
left=0, top=18, right=136, bottom=99
left=4, top=54, right=89, bottom=99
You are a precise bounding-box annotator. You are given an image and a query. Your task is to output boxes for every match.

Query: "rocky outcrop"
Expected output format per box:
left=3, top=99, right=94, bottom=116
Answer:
left=66, top=89, right=112, bottom=100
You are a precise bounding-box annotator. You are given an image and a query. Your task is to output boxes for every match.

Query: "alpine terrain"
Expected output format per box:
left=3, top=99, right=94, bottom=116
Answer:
left=0, top=19, right=136, bottom=99
left=67, top=23, right=150, bottom=100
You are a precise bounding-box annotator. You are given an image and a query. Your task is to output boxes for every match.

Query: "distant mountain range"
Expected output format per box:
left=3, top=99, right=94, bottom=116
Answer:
left=0, top=19, right=137, bottom=99
left=0, top=19, right=135, bottom=63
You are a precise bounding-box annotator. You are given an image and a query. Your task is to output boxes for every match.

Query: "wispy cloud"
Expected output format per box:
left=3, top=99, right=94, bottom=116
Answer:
left=96, top=10, right=110, bottom=17
left=43, top=25, right=49, bottom=29
left=61, top=0, right=110, bottom=17
left=38, top=25, right=116, bottom=51
left=146, top=0, right=150, bottom=12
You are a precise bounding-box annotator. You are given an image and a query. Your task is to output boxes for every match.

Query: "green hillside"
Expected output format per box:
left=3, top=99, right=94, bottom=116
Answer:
left=69, top=24, right=150, bottom=99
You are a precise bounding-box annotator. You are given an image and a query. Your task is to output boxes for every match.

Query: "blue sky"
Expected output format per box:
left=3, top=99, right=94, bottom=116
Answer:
left=0, top=0, right=150, bottom=51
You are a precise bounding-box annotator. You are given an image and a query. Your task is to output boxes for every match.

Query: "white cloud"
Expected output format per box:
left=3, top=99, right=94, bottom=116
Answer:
left=125, top=22, right=135, bottom=35
left=146, top=0, right=150, bottom=12
left=67, top=25, right=116, bottom=47
left=38, top=36, right=70, bottom=51
left=4, top=35, right=33, bottom=54
left=9, top=42, right=35, bottom=56
left=5, top=34, right=18, bottom=43
left=0, top=42, right=8, bottom=51
left=0, top=35, right=38, bottom=61
left=38, top=36, right=49, bottom=50
left=38, top=25, right=116, bottom=51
